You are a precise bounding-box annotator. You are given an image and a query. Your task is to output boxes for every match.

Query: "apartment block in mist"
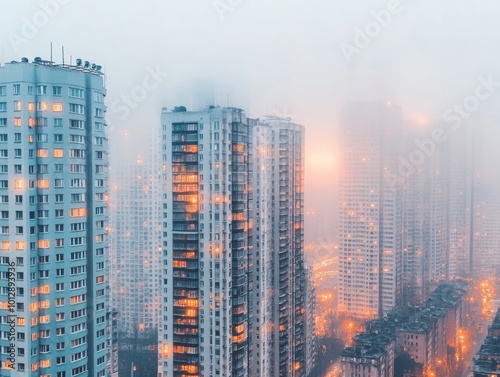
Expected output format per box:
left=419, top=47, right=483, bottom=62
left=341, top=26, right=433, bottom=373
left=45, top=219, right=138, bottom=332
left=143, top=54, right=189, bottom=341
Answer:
left=401, top=120, right=450, bottom=306
left=110, top=132, right=162, bottom=340
left=159, top=106, right=314, bottom=377
left=338, top=102, right=403, bottom=319
left=253, top=117, right=313, bottom=376
left=0, top=58, right=111, bottom=376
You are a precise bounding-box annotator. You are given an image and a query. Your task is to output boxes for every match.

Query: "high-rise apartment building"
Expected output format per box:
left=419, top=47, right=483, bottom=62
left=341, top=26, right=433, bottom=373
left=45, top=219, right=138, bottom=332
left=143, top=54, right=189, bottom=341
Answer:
left=401, top=120, right=450, bottom=306
left=110, top=132, right=162, bottom=340
left=446, top=127, right=473, bottom=278
left=338, top=102, right=403, bottom=319
left=0, top=58, right=110, bottom=376
left=253, top=117, right=309, bottom=377
left=159, top=107, right=313, bottom=377
left=159, top=106, right=253, bottom=377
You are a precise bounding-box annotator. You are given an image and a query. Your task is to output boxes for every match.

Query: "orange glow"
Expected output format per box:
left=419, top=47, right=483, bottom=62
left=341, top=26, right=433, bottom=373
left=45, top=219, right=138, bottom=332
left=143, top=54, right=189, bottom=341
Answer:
left=38, top=240, right=50, bottom=249
left=307, top=150, right=336, bottom=169
left=52, top=103, right=63, bottom=112
left=70, top=208, right=87, bottom=217
left=53, top=149, right=64, bottom=158
left=37, top=149, right=48, bottom=158
left=37, top=179, right=49, bottom=188
left=173, top=260, right=187, bottom=268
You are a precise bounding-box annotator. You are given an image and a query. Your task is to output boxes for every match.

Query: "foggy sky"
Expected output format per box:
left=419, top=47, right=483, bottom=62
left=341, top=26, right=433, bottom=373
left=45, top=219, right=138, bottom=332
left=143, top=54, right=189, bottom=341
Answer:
left=1, top=0, right=500, bottom=227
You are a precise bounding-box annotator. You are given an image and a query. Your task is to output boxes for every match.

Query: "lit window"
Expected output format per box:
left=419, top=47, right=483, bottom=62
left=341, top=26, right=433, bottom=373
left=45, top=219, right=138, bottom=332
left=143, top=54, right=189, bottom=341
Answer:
left=15, top=241, right=24, bottom=250
left=39, top=315, right=50, bottom=324
left=37, top=180, right=49, bottom=189
left=38, top=240, right=50, bottom=249
left=1, top=241, right=9, bottom=250
left=53, top=149, right=63, bottom=158
left=37, top=102, right=47, bottom=111
left=52, top=103, right=63, bottom=112
left=28, top=102, right=35, bottom=112
left=28, top=118, right=35, bottom=127
left=70, top=208, right=87, bottom=217
left=14, top=101, right=22, bottom=111
left=37, top=149, right=48, bottom=158
left=14, top=117, right=22, bottom=127
left=14, top=180, right=23, bottom=189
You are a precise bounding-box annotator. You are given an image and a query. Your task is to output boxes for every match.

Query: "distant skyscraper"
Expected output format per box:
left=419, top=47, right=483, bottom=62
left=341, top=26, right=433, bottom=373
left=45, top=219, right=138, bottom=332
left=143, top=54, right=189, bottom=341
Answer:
left=401, top=120, right=450, bottom=305
left=253, top=117, right=310, bottom=377
left=159, top=107, right=314, bottom=377
left=0, top=58, right=110, bottom=376
left=110, top=130, right=162, bottom=340
left=446, top=126, right=473, bottom=278
left=337, top=102, right=403, bottom=319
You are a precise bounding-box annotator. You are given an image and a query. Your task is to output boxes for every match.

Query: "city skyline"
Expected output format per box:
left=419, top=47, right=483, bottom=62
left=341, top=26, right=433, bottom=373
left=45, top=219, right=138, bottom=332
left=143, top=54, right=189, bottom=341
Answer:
left=1, top=2, right=500, bottom=377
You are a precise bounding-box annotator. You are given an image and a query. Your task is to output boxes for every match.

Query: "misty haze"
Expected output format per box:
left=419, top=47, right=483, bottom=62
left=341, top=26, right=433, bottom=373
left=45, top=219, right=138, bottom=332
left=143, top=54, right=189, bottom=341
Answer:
left=0, top=1, right=499, bottom=377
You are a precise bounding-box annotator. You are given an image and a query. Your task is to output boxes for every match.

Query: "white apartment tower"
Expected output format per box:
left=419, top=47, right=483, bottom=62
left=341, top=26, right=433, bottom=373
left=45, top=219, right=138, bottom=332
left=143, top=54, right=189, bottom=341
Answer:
left=252, top=117, right=308, bottom=377
left=159, top=108, right=313, bottom=377
left=0, top=58, right=110, bottom=376
left=338, top=102, right=403, bottom=319
left=160, top=106, right=253, bottom=377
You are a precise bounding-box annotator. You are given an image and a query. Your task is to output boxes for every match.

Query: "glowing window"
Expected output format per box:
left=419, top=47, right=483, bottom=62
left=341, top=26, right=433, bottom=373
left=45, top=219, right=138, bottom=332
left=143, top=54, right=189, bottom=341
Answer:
left=52, top=103, right=63, bottom=112
left=37, top=180, right=49, bottom=189
left=53, top=149, right=63, bottom=158
left=70, top=208, right=87, bottom=217
left=14, top=117, right=22, bottom=127
left=37, top=149, right=48, bottom=158
left=38, top=240, right=50, bottom=249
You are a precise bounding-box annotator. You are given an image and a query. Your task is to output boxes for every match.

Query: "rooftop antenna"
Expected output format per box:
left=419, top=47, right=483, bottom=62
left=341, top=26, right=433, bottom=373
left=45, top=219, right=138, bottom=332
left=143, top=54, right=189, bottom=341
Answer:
left=62, top=46, right=65, bottom=65
left=50, top=42, right=53, bottom=64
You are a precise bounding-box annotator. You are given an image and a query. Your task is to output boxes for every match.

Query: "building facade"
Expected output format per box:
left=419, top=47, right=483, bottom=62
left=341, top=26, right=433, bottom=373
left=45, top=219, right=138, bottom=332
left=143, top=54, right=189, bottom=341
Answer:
left=0, top=58, right=110, bottom=376
left=110, top=131, right=162, bottom=340
left=338, top=102, right=403, bottom=319
left=159, top=107, right=313, bottom=377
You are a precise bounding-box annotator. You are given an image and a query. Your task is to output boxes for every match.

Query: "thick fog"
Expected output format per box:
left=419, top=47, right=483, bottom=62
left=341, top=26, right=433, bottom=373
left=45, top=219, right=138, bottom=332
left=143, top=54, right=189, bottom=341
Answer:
left=1, top=0, right=500, bottom=235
